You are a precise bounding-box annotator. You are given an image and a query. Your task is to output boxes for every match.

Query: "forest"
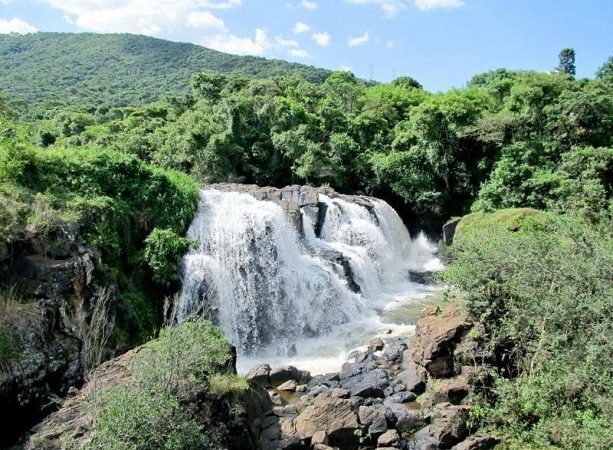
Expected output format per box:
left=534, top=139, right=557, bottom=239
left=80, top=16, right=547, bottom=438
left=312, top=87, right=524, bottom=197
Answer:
left=0, top=33, right=612, bottom=450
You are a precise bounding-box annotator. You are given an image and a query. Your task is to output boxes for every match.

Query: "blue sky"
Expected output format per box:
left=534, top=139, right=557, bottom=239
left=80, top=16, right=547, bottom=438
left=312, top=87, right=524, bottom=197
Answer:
left=1, top=0, right=611, bottom=91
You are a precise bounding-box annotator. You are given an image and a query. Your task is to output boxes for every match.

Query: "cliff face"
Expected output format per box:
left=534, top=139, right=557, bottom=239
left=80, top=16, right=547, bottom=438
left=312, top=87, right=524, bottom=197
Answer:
left=0, top=228, right=109, bottom=446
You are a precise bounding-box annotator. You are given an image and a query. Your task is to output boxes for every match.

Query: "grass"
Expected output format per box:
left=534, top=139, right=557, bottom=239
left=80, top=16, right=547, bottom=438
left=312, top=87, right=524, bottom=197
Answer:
left=208, top=373, right=249, bottom=396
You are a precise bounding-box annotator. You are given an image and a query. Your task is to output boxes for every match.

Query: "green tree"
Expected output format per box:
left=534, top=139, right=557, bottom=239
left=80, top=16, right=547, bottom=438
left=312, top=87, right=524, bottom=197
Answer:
left=556, top=48, right=576, bottom=77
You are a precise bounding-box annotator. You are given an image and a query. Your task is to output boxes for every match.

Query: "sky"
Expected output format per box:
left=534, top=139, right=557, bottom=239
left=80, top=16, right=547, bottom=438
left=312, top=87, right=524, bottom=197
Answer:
left=1, top=0, right=612, bottom=91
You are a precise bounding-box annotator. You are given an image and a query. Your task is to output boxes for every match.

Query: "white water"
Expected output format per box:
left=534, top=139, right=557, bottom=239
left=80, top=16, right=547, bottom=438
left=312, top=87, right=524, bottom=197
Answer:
left=179, top=189, right=443, bottom=374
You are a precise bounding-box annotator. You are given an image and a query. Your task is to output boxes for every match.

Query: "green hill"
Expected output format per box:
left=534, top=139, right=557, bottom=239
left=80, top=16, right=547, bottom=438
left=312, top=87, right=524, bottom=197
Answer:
left=0, top=32, right=331, bottom=109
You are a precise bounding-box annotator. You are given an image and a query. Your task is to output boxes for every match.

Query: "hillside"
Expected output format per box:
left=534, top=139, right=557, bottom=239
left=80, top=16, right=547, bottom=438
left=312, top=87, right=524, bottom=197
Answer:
left=0, top=32, right=331, bottom=109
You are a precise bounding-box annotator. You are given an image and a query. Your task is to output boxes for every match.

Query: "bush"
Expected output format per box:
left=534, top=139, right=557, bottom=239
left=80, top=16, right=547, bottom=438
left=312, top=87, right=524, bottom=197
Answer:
left=144, top=228, right=193, bottom=285
left=88, top=319, right=233, bottom=450
left=442, top=212, right=613, bottom=449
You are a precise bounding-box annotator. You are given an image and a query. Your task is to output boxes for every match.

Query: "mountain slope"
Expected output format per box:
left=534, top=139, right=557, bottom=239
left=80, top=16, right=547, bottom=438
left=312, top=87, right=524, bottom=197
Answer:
left=0, top=32, right=331, bottom=108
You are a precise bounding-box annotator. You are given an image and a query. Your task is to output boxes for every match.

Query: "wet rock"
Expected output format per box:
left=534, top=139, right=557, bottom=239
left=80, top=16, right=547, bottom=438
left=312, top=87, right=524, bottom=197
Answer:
left=377, top=429, right=400, bottom=447
left=369, top=337, right=385, bottom=351
left=408, top=270, right=435, bottom=285
left=247, top=363, right=271, bottom=386
left=380, top=339, right=407, bottom=363
left=358, top=405, right=388, bottom=434
left=341, top=368, right=390, bottom=398
left=339, top=359, right=378, bottom=380
left=270, top=365, right=310, bottom=387
left=316, top=248, right=360, bottom=293
left=295, top=394, right=358, bottom=446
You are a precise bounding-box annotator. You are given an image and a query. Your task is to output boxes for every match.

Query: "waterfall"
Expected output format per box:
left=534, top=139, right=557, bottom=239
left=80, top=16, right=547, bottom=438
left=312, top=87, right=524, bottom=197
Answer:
left=179, top=188, right=441, bottom=361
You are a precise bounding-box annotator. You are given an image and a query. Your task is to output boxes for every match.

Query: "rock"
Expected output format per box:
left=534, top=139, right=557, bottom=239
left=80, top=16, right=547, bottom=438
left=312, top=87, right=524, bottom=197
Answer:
left=408, top=270, right=435, bottom=285
left=328, top=388, right=351, bottom=399
left=341, top=368, right=390, bottom=398
left=431, top=377, right=469, bottom=405
left=312, top=445, right=337, bottom=450
left=451, top=433, right=500, bottom=450
left=312, top=430, right=328, bottom=445
left=316, top=248, right=360, bottom=293
left=278, top=380, right=298, bottom=391
left=295, top=394, right=358, bottom=446
left=369, top=337, right=385, bottom=351
left=270, top=366, right=310, bottom=387
left=387, top=403, right=424, bottom=432
left=377, top=429, right=400, bottom=447
left=384, top=391, right=416, bottom=405
left=247, top=363, right=271, bottom=386
left=380, top=339, right=407, bottom=363
left=410, top=303, right=471, bottom=378
left=358, top=405, right=388, bottom=434
left=443, top=217, right=461, bottom=246
left=412, top=403, right=470, bottom=449
left=296, top=384, right=307, bottom=392
left=396, top=360, right=427, bottom=394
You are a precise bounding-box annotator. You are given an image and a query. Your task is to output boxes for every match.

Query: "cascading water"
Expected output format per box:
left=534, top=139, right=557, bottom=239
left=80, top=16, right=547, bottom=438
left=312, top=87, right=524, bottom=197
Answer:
left=179, top=188, right=442, bottom=373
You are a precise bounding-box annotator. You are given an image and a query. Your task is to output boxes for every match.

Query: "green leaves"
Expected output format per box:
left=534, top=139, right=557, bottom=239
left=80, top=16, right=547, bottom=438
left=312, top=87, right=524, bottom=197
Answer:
left=144, top=228, right=193, bottom=286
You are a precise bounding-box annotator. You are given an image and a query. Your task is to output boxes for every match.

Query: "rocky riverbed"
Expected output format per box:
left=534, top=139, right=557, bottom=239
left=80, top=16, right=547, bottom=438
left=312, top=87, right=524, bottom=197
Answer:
left=247, top=302, right=499, bottom=450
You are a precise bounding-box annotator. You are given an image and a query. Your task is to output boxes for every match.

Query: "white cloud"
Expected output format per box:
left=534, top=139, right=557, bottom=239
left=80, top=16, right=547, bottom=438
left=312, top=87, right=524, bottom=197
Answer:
left=0, top=17, right=38, bottom=34
left=186, top=11, right=225, bottom=30
left=347, top=31, right=369, bottom=47
left=275, top=35, right=299, bottom=47
left=312, top=31, right=330, bottom=47
left=289, top=48, right=310, bottom=58
left=203, top=27, right=272, bottom=55
left=300, top=0, right=318, bottom=10
left=345, top=0, right=408, bottom=17
left=293, top=21, right=310, bottom=34
left=414, top=0, right=464, bottom=10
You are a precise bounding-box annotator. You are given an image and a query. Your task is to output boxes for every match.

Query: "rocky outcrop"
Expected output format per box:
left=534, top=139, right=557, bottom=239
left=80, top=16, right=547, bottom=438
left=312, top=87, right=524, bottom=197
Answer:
left=0, top=238, right=108, bottom=446
left=249, top=302, right=497, bottom=450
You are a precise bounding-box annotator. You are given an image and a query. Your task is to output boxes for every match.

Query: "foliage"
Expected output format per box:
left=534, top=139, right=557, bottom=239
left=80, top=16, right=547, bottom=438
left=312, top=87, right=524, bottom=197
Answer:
left=88, top=319, right=234, bottom=450
left=442, top=212, right=613, bottom=449
left=144, top=228, right=193, bottom=285
left=0, top=32, right=330, bottom=111
left=556, top=48, right=576, bottom=77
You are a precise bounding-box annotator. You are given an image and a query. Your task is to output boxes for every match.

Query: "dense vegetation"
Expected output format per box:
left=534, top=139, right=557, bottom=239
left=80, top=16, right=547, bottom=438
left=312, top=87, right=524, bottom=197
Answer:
left=0, top=111, right=199, bottom=346
left=0, top=33, right=330, bottom=110
left=26, top=59, right=611, bottom=230
left=0, top=34, right=611, bottom=448
left=442, top=211, right=612, bottom=449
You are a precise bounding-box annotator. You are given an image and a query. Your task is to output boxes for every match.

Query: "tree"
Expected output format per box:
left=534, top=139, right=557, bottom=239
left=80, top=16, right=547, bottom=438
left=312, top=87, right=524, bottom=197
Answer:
left=556, top=48, right=576, bottom=77
left=595, top=56, right=613, bottom=82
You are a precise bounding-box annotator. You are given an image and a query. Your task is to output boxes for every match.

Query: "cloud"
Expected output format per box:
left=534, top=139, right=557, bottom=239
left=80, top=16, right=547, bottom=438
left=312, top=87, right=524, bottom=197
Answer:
left=300, top=0, right=318, bottom=10
left=186, top=11, right=226, bottom=30
left=345, top=0, right=408, bottom=17
left=0, top=17, right=38, bottom=34
left=312, top=31, right=330, bottom=47
left=203, top=27, right=272, bottom=55
left=414, top=0, right=464, bottom=10
left=348, top=31, right=369, bottom=47
left=289, top=48, right=310, bottom=58
left=275, top=35, right=299, bottom=47
left=293, top=21, right=310, bottom=34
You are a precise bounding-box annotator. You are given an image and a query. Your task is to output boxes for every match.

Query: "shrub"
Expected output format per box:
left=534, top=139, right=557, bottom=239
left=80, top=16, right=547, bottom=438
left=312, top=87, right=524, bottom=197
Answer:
left=442, top=212, right=613, bottom=449
left=144, top=228, right=193, bottom=285
left=208, top=373, right=249, bottom=397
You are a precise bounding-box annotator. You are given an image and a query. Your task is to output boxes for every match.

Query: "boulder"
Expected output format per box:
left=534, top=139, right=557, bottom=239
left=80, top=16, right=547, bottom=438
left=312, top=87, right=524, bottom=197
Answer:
left=295, top=394, right=358, bottom=446
left=431, top=377, right=469, bottom=405
left=278, top=380, right=298, bottom=391
left=247, top=363, right=271, bottom=386
left=396, top=360, right=427, bottom=394
left=384, top=391, right=416, bottom=405
left=443, top=217, right=462, bottom=246
left=377, top=429, right=400, bottom=447
left=387, top=403, right=423, bottom=432
left=412, top=403, right=470, bottom=449
left=341, top=368, right=390, bottom=398
left=450, top=433, right=500, bottom=450
left=270, top=365, right=310, bottom=387
left=358, top=405, right=388, bottom=434
left=410, top=303, right=471, bottom=378
left=369, top=337, right=385, bottom=351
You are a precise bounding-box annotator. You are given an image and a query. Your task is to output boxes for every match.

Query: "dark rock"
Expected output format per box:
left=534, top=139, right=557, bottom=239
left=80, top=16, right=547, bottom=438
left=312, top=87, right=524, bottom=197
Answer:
left=450, top=433, right=500, bottom=450
left=269, top=366, right=310, bottom=387
left=431, top=377, right=469, bottom=405
left=408, top=270, right=435, bottom=285
left=316, top=248, right=361, bottom=293
left=396, top=361, right=427, bottom=394
left=411, top=403, right=470, bottom=449
left=443, top=217, right=461, bottom=246
left=387, top=403, right=424, bottom=432
left=339, top=359, right=378, bottom=380
left=341, top=368, right=390, bottom=398
left=380, top=339, right=407, bottom=363
left=384, top=391, right=416, bottom=405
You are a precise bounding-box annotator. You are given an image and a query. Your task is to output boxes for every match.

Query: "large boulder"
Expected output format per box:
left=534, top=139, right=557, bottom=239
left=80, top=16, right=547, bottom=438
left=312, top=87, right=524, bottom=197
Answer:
left=358, top=405, right=387, bottom=435
left=410, top=303, right=471, bottom=378
left=341, top=368, right=390, bottom=398
left=294, top=393, right=359, bottom=446
left=411, top=403, right=470, bottom=449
